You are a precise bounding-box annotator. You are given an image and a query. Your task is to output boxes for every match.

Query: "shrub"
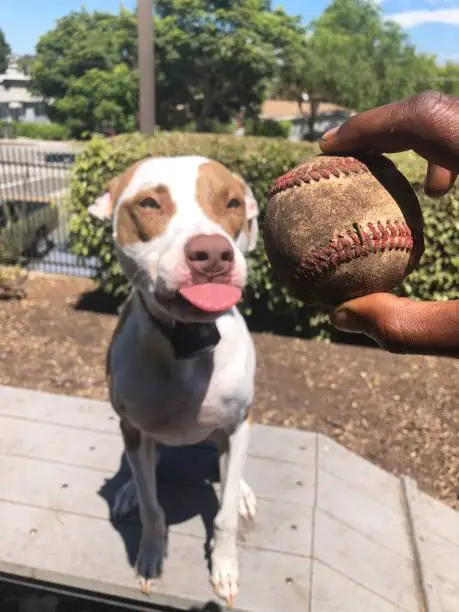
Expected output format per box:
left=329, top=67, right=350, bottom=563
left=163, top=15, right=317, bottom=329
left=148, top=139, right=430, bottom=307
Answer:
left=389, top=151, right=459, bottom=302
left=0, top=241, right=28, bottom=300
left=165, top=119, right=235, bottom=135
left=245, top=118, right=291, bottom=139
left=10, top=121, right=70, bottom=141
left=0, top=265, right=28, bottom=300
left=68, top=133, right=458, bottom=340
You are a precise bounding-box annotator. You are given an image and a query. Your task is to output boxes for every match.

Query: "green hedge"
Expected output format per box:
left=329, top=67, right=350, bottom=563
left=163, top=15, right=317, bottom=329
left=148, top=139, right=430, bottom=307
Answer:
left=0, top=120, right=71, bottom=141
left=389, top=151, right=459, bottom=303
left=68, top=133, right=459, bottom=340
left=244, top=118, right=291, bottom=139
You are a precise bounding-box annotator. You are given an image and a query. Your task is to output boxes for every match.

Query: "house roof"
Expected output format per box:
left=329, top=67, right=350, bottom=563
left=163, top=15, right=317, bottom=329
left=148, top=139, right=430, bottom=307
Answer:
left=261, top=99, right=353, bottom=120
left=0, top=58, right=43, bottom=105
left=0, top=89, right=42, bottom=105
left=0, top=58, right=30, bottom=84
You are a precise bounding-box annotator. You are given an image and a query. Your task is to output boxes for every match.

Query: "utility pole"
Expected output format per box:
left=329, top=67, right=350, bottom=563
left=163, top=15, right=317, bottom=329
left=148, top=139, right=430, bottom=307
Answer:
left=137, top=0, right=155, bottom=135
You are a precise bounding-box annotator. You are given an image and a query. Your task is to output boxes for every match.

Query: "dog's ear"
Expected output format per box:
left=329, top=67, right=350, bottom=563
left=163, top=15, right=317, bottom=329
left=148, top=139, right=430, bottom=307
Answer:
left=87, top=177, right=120, bottom=220
left=233, top=173, right=259, bottom=253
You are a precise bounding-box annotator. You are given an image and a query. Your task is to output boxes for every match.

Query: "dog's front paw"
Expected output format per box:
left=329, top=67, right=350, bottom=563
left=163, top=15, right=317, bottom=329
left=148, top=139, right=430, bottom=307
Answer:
left=210, top=539, right=239, bottom=607
left=136, top=531, right=167, bottom=595
left=112, top=478, right=138, bottom=520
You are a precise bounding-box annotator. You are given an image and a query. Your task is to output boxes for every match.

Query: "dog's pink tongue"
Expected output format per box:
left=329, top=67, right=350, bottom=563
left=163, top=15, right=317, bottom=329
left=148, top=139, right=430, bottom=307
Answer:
left=179, top=283, right=242, bottom=313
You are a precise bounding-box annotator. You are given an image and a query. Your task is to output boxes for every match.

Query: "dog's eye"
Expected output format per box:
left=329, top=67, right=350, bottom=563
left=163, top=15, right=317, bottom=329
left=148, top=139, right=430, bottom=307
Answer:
left=227, top=199, right=241, bottom=210
left=139, top=197, right=161, bottom=210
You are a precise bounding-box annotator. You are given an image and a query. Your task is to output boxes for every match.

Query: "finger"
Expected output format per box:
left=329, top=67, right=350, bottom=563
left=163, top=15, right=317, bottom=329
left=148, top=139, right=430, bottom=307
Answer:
left=319, top=100, right=421, bottom=154
left=331, top=293, right=459, bottom=358
left=424, top=162, right=457, bottom=198
left=319, top=92, right=459, bottom=174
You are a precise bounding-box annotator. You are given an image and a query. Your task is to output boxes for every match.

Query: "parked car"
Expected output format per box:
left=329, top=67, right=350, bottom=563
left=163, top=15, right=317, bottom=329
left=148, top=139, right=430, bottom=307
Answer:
left=0, top=197, right=59, bottom=262
left=44, top=152, right=76, bottom=164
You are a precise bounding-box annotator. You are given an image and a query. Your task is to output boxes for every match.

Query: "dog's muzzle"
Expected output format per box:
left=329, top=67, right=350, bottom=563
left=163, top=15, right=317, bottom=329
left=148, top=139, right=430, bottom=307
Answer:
left=184, top=234, right=235, bottom=283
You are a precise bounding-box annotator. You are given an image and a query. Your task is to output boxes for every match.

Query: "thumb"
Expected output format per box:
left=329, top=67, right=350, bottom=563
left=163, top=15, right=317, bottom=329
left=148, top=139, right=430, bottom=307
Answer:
left=424, top=162, right=457, bottom=197
left=331, top=293, right=459, bottom=357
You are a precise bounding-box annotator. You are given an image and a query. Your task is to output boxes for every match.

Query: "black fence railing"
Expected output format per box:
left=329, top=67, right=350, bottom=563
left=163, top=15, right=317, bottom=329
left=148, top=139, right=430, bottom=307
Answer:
left=0, top=141, right=99, bottom=277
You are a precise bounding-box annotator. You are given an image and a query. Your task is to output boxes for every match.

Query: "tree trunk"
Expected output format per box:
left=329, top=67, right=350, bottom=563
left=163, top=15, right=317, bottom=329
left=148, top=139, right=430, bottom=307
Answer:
left=297, top=97, right=306, bottom=118
left=309, top=98, right=320, bottom=141
left=298, top=95, right=321, bottom=141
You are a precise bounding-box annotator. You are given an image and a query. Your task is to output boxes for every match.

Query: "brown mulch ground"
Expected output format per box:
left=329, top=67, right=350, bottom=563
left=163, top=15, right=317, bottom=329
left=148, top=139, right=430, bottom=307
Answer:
left=1, top=273, right=458, bottom=511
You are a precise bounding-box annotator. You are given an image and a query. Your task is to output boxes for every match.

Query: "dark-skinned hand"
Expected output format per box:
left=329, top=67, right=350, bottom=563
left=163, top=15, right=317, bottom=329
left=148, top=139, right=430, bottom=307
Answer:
left=319, top=91, right=459, bottom=358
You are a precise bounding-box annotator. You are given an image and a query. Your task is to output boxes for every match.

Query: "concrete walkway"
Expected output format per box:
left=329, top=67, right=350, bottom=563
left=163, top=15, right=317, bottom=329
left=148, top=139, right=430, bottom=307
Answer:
left=0, top=385, right=458, bottom=611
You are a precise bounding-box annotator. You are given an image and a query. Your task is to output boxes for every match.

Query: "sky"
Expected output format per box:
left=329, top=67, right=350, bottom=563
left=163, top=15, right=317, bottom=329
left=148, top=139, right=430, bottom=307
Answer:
left=1, top=0, right=458, bottom=64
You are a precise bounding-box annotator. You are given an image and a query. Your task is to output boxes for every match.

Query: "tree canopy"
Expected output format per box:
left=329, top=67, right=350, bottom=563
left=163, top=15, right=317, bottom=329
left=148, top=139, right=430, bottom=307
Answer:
left=278, top=0, right=439, bottom=125
left=31, top=2, right=304, bottom=136
left=438, top=61, right=459, bottom=97
left=29, top=0, right=452, bottom=139
left=31, top=9, right=138, bottom=135
left=17, top=54, right=36, bottom=76
left=153, top=0, right=305, bottom=130
left=0, top=29, right=11, bottom=74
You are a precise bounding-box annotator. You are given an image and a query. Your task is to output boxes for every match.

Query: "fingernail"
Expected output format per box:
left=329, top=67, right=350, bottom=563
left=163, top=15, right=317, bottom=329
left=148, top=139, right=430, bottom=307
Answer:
left=320, top=126, right=339, bottom=147
left=330, top=307, right=365, bottom=334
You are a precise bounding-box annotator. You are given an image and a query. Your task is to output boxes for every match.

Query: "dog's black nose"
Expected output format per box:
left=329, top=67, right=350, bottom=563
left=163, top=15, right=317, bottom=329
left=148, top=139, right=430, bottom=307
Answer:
left=185, top=234, right=234, bottom=279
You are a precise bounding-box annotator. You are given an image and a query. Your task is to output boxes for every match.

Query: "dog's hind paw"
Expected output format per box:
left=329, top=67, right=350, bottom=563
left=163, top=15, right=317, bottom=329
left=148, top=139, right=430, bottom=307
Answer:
left=112, top=478, right=138, bottom=520
left=239, top=479, right=257, bottom=520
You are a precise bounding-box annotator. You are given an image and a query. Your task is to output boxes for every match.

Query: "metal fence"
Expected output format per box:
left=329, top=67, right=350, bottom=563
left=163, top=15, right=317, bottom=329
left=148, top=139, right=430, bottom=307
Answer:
left=0, top=140, right=99, bottom=277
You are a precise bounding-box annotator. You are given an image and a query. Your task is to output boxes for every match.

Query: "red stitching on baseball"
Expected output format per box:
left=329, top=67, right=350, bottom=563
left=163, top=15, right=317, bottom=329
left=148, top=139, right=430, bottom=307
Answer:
left=297, top=220, right=414, bottom=278
left=268, top=155, right=395, bottom=198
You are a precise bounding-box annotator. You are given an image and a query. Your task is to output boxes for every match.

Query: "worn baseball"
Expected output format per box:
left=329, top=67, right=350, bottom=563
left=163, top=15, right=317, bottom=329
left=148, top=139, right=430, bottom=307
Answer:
left=264, top=153, right=425, bottom=308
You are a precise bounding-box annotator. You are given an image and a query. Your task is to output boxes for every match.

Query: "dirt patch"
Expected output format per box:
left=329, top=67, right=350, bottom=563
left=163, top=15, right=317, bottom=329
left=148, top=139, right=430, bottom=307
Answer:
left=1, top=273, right=458, bottom=510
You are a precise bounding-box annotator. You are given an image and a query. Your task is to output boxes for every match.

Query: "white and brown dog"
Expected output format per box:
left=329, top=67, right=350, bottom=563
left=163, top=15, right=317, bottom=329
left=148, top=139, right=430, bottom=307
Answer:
left=89, top=155, right=259, bottom=606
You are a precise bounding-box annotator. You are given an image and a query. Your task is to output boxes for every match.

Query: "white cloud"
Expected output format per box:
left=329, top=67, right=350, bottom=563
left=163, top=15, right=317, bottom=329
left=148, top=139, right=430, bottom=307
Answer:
left=387, top=8, right=459, bottom=27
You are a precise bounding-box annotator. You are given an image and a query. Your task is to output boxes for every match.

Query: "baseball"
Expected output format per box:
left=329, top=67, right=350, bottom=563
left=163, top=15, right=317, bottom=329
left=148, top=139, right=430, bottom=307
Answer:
left=263, top=153, right=425, bottom=308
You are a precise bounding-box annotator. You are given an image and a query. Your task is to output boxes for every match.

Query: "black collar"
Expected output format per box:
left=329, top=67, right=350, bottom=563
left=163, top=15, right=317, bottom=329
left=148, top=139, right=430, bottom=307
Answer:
left=137, top=292, right=221, bottom=360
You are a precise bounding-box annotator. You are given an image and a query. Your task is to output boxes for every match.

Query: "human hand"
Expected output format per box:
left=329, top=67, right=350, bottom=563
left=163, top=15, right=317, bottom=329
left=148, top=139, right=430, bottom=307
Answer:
left=319, top=91, right=459, bottom=357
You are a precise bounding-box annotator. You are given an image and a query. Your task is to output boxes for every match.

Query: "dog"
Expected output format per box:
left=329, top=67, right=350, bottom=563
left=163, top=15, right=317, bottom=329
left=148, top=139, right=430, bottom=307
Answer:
left=88, top=155, right=259, bottom=606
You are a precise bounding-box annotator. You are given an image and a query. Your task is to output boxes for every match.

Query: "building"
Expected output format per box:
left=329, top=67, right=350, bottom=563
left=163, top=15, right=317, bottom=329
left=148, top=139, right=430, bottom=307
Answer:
left=0, top=57, right=49, bottom=124
left=260, top=98, right=354, bottom=141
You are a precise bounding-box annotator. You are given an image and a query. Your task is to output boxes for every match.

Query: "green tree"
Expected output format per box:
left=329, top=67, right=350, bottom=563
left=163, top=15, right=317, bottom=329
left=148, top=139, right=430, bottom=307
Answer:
left=279, top=0, right=439, bottom=137
left=438, top=61, right=459, bottom=97
left=0, top=29, right=11, bottom=74
left=31, top=8, right=137, bottom=136
left=31, top=3, right=304, bottom=136
left=17, top=54, right=36, bottom=76
left=154, top=0, right=305, bottom=130
left=53, top=64, right=138, bottom=137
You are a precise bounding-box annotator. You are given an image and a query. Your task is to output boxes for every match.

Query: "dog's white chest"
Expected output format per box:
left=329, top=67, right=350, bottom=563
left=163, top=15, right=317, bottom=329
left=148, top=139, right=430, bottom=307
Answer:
left=110, top=308, right=255, bottom=446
